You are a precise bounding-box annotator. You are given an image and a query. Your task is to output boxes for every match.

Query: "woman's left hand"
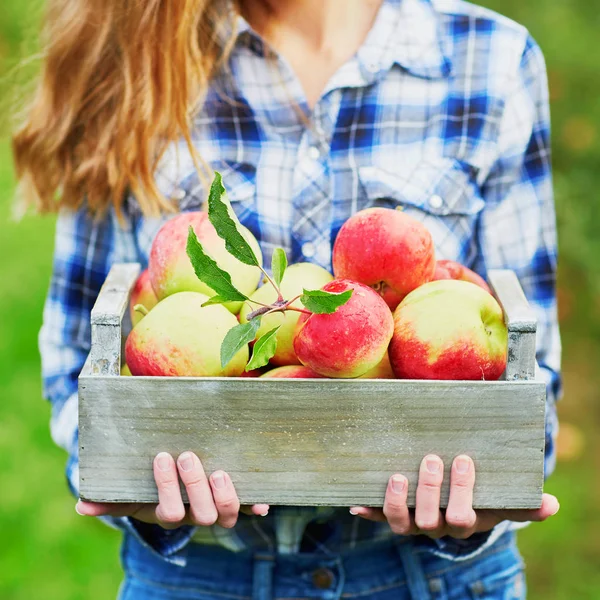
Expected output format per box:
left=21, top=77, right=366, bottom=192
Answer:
left=350, top=454, right=559, bottom=539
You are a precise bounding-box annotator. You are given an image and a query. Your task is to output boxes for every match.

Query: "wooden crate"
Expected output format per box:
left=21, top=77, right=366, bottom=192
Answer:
left=78, top=264, right=546, bottom=508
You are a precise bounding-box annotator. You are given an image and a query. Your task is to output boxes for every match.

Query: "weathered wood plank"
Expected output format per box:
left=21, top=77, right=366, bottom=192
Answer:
left=488, top=269, right=537, bottom=381
left=79, top=376, right=546, bottom=508
left=90, top=263, right=140, bottom=375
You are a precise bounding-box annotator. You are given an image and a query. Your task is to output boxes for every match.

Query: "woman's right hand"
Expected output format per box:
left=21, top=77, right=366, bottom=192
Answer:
left=75, top=451, right=270, bottom=529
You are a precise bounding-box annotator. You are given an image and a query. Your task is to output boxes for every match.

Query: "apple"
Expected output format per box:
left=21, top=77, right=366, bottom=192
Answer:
left=433, top=259, right=491, bottom=294
left=293, top=279, right=394, bottom=378
left=332, top=207, right=436, bottom=310
left=389, top=280, right=507, bottom=380
left=260, top=365, right=326, bottom=378
left=129, top=269, right=159, bottom=327
left=149, top=211, right=262, bottom=313
left=358, top=351, right=396, bottom=379
left=125, top=291, right=248, bottom=377
left=239, top=263, right=333, bottom=366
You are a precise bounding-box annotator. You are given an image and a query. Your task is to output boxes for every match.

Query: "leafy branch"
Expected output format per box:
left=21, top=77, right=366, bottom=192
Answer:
left=186, top=172, right=352, bottom=370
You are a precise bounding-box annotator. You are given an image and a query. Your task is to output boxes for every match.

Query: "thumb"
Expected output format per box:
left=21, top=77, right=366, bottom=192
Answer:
left=496, top=493, right=560, bottom=523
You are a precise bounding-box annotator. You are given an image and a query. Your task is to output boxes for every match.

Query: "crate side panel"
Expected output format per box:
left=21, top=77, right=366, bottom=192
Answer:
left=79, top=378, right=546, bottom=508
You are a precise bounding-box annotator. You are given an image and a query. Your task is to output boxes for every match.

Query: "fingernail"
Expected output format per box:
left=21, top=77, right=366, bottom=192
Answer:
left=211, top=471, right=226, bottom=489
left=426, top=457, right=441, bottom=474
left=391, top=475, right=406, bottom=493
left=551, top=501, right=560, bottom=516
left=260, top=510, right=269, bottom=517
left=75, top=501, right=84, bottom=516
left=456, top=457, right=470, bottom=474
left=156, top=452, right=171, bottom=472
left=178, top=452, right=194, bottom=472
left=349, top=509, right=359, bottom=515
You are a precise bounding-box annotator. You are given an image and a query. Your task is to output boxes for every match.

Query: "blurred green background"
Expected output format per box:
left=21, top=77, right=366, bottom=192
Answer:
left=1, top=1, right=599, bottom=598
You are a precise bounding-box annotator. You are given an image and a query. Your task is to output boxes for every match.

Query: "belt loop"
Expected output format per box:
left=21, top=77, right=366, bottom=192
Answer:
left=252, top=553, right=275, bottom=600
left=395, top=541, right=431, bottom=600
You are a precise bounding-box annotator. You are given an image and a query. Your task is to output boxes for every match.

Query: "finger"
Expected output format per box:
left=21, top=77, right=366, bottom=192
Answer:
left=383, top=475, right=413, bottom=535
left=240, top=504, right=270, bottom=517
left=76, top=500, right=141, bottom=518
left=415, top=455, right=444, bottom=535
left=177, top=452, right=218, bottom=527
left=209, top=471, right=241, bottom=528
left=348, top=506, right=387, bottom=522
left=445, top=455, right=477, bottom=538
left=154, top=452, right=186, bottom=528
left=484, top=493, right=560, bottom=526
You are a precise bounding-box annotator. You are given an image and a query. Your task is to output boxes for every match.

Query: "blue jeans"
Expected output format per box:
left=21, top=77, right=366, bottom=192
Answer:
left=118, top=531, right=526, bottom=600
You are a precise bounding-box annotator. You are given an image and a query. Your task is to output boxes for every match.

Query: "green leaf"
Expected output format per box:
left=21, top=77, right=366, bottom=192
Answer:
left=246, top=327, right=280, bottom=371
left=300, top=288, right=353, bottom=314
left=271, top=248, right=287, bottom=287
left=186, top=226, right=248, bottom=303
left=208, top=172, right=261, bottom=267
left=220, top=319, right=262, bottom=369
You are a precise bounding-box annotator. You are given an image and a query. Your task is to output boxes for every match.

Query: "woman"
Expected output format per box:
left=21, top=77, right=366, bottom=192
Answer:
left=13, top=0, right=561, bottom=598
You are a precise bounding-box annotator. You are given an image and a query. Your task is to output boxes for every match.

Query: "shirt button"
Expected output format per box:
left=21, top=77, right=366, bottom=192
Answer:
left=429, top=194, right=444, bottom=209
left=308, top=145, right=321, bottom=160
left=172, top=188, right=186, bottom=200
left=312, top=567, right=335, bottom=589
left=302, top=242, right=316, bottom=258
left=365, top=61, right=379, bottom=73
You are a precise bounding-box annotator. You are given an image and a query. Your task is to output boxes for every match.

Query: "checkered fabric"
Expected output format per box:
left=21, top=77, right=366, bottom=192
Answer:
left=40, top=0, right=560, bottom=566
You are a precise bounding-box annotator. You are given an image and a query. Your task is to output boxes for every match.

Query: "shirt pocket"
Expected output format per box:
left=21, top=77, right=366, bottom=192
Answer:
left=357, top=158, right=484, bottom=264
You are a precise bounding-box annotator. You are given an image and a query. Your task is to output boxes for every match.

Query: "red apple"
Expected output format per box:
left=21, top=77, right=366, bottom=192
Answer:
left=389, top=280, right=507, bottom=380
left=129, top=269, right=159, bottom=327
left=332, top=207, right=436, bottom=310
left=293, top=279, right=394, bottom=378
left=433, top=260, right=491, bottom=294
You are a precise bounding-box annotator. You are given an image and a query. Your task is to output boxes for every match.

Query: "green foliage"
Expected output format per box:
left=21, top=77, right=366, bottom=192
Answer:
left=220, top=319, right=261, bottom=369
left=246, top=326, right=280, bottom=371
left=271, top=248, right=287, bottom=288
left=207, top=172, right=261, bottom=267
left=300, top=288, right=353, bottom=314
left=1, top=1, right=600, bottom=598
left=185, top=226, right=248, bottom=305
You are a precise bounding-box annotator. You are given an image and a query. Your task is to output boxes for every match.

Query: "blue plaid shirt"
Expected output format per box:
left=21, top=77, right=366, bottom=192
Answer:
left=40, top=0, right=561, bottom=567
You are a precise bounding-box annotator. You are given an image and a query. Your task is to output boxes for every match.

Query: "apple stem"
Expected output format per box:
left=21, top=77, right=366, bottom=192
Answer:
left=257, top=265, right=284, bottom=302
left=133, top=304, right=150, bottom=317
left=284, top=306, right=312, bottom=316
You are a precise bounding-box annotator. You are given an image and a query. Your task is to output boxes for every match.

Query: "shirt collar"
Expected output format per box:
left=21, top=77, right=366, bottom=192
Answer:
left=226, top=0, right=451, bottom=80
left=358, top=0, right=452, bottom=80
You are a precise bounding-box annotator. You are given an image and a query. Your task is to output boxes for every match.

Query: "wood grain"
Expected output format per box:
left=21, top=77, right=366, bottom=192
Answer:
left=90, top=263, right=140, bottom=375
left=488, top=270, right=538, bottom=381
left=79, top=372, right=546, bottom=508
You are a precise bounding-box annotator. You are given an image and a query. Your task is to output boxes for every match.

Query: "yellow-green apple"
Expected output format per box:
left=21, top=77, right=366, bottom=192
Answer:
left=433, top=259, right=491, bottom=294
left=332, top=207, right=436, bottom=310
left=389, top=280, right=507, bottom=380
left=121, top=364, right=132, bottom=376
left=358, top=351, right=396, bottom=379
left=125, top=291, right=248, bottom=377
left=260, top=365, right=327, bottom=378
left=239, top=263, right=333, bottom=366
left=293, top=279, right=394, bottom=378
left=129, top=269, right=158, bottom=327
left=149, top=211, right=262, bottom=313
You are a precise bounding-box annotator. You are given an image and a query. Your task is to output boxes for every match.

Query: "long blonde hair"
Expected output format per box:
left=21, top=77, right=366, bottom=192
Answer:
left=12, top=0, right=239, bottom=218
